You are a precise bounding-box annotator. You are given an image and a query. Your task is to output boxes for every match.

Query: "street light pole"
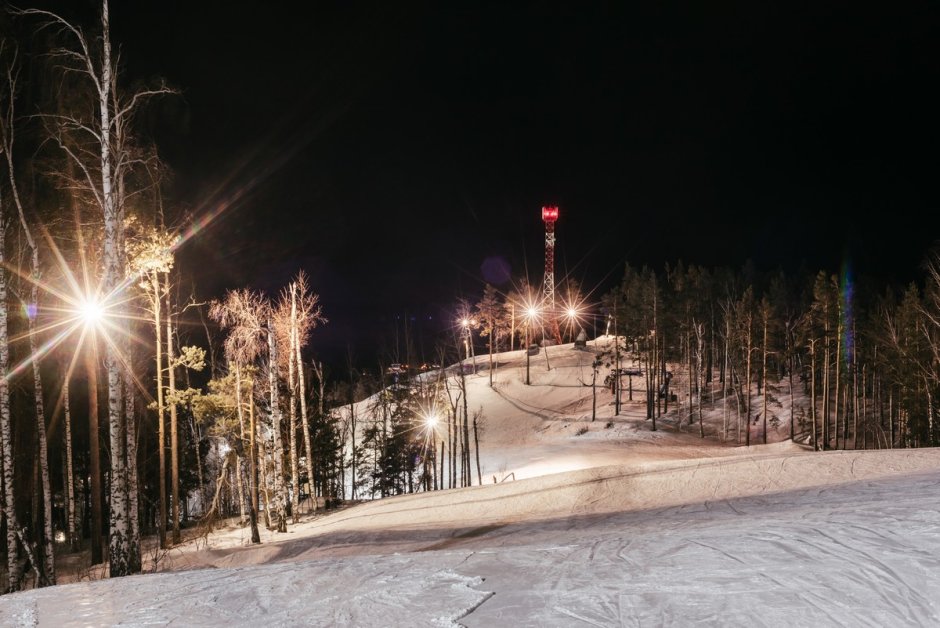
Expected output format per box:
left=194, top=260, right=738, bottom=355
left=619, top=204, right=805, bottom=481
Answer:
left=614, top=307, right=621, bottom=416
left=462, top=318, right=476, bottom=374
left=525, top=321, right=531, bottom=385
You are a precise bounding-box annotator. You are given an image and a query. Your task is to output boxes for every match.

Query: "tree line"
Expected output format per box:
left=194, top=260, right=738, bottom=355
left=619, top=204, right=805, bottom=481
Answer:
left=600, top=257, right=940, bottom=449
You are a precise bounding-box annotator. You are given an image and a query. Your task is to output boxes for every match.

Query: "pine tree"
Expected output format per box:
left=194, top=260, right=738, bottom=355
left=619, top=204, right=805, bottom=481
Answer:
left=475, top=284, right=506, bottom=387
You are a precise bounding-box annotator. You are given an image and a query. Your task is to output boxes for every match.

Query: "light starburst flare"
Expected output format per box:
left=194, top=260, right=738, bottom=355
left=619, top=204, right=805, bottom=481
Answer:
left=79, top=297, right=105, bottom=327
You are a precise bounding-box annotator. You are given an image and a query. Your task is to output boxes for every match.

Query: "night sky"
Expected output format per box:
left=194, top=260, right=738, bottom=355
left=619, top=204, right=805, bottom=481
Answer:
left=34, top=1, right=940, bottom=365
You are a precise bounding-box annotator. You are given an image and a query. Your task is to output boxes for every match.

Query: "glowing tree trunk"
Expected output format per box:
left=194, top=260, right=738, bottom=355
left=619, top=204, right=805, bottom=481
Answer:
left=787, top=322, right=795, bottom=442
left=236, top=366, right=259, bottom=542
left=248, top=377, right=261, bottom=541
left=153, top=272, right=167, bottom=548
left=287, top=285, right=300, bottom=521
left=124, top=368, right=141, bottom=573
left=348, top=394, right=357, bottom=499
left=167, top=293, right=181, bottom=544
left=745, top=315, right=753, bottom=448
left=811, top=339, right=818, bottom=451
left=692, top=323, right=705, bottom=438
left=234, top=366, right=246, bottom=523
left=90, top=0, right=133, bottom=577
left=823, top=301, right=831, bottom=448
left=0, top=208, right=19, bottom=591
left=289, top=283, right=315, bottom=513
left=268, top=320, right=287, bottom=532
left=64, top=379, right=77, bottom=550
left=298, top=340, right=314, bottom=514
left=762, top=305, right=769, bottom=445
left=230, top=385, right=246, bottom=524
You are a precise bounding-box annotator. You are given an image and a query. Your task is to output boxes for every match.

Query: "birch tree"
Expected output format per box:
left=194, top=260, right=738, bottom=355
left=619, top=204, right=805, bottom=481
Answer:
left=274, top=272, right=324, bottom=515
left=267, top=315, right=288, bottom=531
left=0, top=41, right=55, bottom=586
left=0, top=166, right=18, bottom=591
left=211, top=289, right=268, bottom=542
left=475, top=284, right=505, bottom=386
left=127, top=226, right=174, bottom=548
left=21, top=0, right=174, bottom=577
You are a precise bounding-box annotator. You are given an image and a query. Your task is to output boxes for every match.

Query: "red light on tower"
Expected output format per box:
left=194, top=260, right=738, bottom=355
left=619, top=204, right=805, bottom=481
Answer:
left=542, top=206, right=559, bottom=223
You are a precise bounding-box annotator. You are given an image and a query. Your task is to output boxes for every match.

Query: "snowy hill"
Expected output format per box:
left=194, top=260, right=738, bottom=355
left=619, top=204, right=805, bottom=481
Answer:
left=3, top=338, right=940, bottom=626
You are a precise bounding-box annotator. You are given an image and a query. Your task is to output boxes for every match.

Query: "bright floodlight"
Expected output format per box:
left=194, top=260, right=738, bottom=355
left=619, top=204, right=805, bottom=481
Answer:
left=425, top=414, right=439, bottom=428
left=526, top=307, right=538, bottom=319
left=567, top=307, right=578, bottom=319
left=80, top=298, right=104, bottom=326
left=461, top=318, right=469, bottom=327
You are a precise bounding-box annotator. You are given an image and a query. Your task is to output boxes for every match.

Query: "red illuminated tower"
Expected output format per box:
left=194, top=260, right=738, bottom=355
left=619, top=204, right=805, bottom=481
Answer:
left=541, top=206, right=558, bottom=308
left=541, top=206, right=562, bottom=344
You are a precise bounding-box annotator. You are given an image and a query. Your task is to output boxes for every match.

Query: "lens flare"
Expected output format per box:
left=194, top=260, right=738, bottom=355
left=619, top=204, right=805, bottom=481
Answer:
left=80, top=298, right=105, bottom=326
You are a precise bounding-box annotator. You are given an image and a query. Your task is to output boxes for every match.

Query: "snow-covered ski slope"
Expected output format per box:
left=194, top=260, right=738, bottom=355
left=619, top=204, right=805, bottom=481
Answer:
left=4, top=338, right=940, bottom=626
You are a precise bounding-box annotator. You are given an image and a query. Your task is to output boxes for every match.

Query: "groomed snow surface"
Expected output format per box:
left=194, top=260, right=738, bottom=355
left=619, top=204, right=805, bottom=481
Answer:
left=3, top=338, right=940, bottom=626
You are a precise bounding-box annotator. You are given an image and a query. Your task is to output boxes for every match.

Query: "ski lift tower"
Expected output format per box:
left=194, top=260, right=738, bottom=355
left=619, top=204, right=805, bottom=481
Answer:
left=541, top=206, right=562, bottom=344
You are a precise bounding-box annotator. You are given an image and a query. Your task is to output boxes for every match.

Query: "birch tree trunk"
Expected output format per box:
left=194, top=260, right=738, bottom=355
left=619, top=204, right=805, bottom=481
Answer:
left=811, top=339, right=818, bottom=451
left=787, top=323, right=795, bottom=442
left=267, top=321, right=287, bottom=532
left=92, top=0, right=132, bottom=577
left=313, top=361, right=327, bottom=502
left=153, top=275, right=167, bottom=548
left=257, top=395, right=272, bottom=529
left=687, top=331, right=693, bottom=426
left=167, top=292, right=181, bottom=545
left=297, top=341, right=314, bottom=515
left=64, top=379, right=77, bottom=550
left=823, top=311, right=830, bottom=449
left=762, top=314, right=768, bottom=445
left=0, top=211, right=20, bottom=591
left=247, top=375, right=260, bottom=542
left=835, top=314, right=842, bottom=450
left=473, top=412, right=482, bottom=485
left=123, top=368, right=141, bottom=573
left=190, top=414, right=205, bottom=511
left=745, top=322, right=752, bottom=447
left=28, top=284, right=55, bottom=584
left=697, top=324, right=705, bottom=438
left=288, top=286, right=300, bottom=521
left=348, top=398, right=357, bottom=499
left=234, top=368, right=246, bottom=521
left=723, top=313, right=730, bottom=441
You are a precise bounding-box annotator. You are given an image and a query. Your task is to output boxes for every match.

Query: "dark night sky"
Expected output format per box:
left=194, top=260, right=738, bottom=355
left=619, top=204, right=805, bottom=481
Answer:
left=33, top=1, right=940, bottom=365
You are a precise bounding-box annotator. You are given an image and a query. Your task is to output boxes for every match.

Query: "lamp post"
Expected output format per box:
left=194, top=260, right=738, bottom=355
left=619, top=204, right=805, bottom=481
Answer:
left=524, top=306, right=539, bottom=385
left=613, top=304, right=621, bottom=416
left=565, top=306, right=581, bottom=345
left=461, top=318, right=476, bottom=374
left=79, top=297, right=104, bottom=564
left=525, top=319, right=531, bottom=385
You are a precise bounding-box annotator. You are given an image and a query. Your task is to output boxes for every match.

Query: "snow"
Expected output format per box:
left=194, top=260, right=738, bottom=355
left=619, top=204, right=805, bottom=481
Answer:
left=4, top=338, right=940, bottom=626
